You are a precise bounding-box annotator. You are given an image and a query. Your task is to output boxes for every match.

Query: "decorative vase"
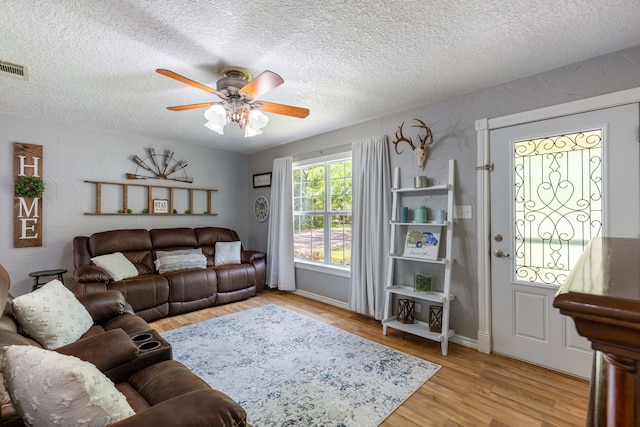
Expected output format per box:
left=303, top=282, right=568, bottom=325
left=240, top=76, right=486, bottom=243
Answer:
left=415, top=205, right=427, bottom=223
left=400, top=207, right=409, bottom=223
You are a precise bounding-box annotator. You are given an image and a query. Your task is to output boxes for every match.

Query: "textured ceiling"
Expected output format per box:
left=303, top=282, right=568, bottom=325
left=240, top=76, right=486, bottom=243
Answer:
left=1, top=1, right=639, bottom=154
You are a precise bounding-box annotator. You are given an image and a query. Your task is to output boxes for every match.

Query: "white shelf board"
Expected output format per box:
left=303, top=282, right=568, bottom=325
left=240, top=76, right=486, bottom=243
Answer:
left=392, top=185, right=449, bottom=193
left=382, top=318, right=455, bottom=342
left=385, top=286, right=455, bottom=303
left=389, top=253, right=447, bottom=264
left=390, top=220, right=449, bottom=226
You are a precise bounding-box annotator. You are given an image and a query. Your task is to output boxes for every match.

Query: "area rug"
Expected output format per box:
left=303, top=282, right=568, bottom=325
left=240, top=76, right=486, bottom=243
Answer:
left=161, top=304, right=440, bottom=427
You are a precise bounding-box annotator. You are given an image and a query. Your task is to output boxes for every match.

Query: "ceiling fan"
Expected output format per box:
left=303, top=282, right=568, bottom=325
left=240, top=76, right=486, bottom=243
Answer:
left=156, top=67, right=309, bottom=137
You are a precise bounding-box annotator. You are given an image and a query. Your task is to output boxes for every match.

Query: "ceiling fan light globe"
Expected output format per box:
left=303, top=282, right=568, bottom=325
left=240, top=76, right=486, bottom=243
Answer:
left=204, top=104, right=227, bottom=134
left=244, top=110, right=269, bottom=137
left=204, top=120, right=225, bottom=134
left=249, top=109, right=269, bottom=129
left=244, top=126, right=263, bottom=137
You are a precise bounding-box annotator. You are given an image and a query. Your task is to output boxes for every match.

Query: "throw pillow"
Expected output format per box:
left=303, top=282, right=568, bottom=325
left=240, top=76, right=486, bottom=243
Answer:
left=3, top=345, right=135, bottom=426
left=12, top=280, right=94, bottom=350
left=155, top=248, right=203, bottom=259
left=154, top=249, right=207, bottom=274
left=90, top=252, right=138, bottom=281
left=214, top=241, right=242, bottom=266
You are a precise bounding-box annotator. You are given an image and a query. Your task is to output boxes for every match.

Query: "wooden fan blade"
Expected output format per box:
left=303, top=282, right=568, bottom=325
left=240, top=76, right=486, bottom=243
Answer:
left=239, top=70, right=284, bottom=100
left=254, top=101, right=309, bottom=118
left=156, top=69, right=225, bottom=97
left=166, top=102, right=215, bottom=111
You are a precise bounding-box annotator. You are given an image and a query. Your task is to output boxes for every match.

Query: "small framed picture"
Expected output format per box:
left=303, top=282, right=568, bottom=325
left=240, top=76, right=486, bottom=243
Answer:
left=414, top=272, right=434, bottom=293
left=253, top=172, right=272, bottom=188
left=153, top=199, right=169, bottom=214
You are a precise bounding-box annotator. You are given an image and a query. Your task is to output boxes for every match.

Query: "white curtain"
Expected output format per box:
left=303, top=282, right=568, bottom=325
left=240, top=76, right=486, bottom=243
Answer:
left=266, top=157, right=296, bottom=290
left=349, top=136, right=391, bottom=320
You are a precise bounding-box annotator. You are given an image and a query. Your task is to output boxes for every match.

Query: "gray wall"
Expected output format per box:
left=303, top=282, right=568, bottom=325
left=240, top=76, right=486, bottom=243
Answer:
left=248, top=45, right=640, bottom=341
left=0, top=115, right=249, bottom=295
left=2, top=45, right=639, bottom=341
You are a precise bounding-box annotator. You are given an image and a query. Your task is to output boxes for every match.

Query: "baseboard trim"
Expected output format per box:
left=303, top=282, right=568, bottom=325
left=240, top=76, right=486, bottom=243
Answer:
left=292, top=289, right=350, bottom=310
left=292, top=290, right=479, bottom=350
left=450, top=335, right=478, bottom=350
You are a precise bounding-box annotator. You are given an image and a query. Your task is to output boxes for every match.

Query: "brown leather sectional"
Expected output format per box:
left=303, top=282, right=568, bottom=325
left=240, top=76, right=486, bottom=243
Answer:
left=0, top=265, right=247, bottom=426
left=71, top=227, right=266, bottom=322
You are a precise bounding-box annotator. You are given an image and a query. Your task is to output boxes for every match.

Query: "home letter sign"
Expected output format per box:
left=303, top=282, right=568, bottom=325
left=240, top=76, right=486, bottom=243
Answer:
left=13, top=143, right=43, bottom=247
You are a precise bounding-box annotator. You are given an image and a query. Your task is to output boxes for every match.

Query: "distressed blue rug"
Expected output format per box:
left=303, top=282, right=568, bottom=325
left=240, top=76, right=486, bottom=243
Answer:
left=161, top=304, right=440, bottom=427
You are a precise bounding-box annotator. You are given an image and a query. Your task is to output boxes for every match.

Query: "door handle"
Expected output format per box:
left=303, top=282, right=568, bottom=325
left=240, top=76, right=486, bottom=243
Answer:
left=494, top=250, right=510, bottom=258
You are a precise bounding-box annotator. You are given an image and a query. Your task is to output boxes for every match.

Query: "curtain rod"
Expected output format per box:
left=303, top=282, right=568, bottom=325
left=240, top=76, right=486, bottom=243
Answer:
left=292, top=143, right=352, bottom=161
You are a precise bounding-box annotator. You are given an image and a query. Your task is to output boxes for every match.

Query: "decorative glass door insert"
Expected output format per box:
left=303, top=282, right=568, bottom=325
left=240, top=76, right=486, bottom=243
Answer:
left=513, top=129, right=602, bottom=286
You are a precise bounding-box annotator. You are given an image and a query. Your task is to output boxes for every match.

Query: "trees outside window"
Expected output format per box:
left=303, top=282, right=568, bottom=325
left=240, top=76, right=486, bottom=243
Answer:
left=293, top=157, right=352, bottom=266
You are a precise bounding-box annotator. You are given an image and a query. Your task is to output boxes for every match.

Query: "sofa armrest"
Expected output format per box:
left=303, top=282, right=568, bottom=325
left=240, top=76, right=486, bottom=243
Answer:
left=241, top=250, right=265, bottom=264
left=77, top=290, right=133, bottom=323
left=109, top=389, right=247, bottom=427
left=242, top=250, right=266, bottom=292
left=56, top=329, right=138, bottom=373
left=74, top=265, right=111, bottom=283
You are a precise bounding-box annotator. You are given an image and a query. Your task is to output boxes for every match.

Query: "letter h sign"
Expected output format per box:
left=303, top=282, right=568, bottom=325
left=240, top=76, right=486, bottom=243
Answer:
left=13, top=143, right=43, bottom=247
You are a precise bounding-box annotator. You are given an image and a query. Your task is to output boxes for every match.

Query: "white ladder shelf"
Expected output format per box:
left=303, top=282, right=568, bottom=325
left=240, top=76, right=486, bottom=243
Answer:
left=382, top=159, right=456, bottom=356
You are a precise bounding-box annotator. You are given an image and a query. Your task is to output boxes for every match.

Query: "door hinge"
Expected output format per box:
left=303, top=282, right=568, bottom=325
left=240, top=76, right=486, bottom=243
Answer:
left=476, top=163, right=494, bottom=172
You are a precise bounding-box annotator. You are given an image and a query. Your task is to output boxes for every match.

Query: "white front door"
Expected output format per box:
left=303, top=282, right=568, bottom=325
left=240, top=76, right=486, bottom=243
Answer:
left=490, top=103, right=640, bottom=377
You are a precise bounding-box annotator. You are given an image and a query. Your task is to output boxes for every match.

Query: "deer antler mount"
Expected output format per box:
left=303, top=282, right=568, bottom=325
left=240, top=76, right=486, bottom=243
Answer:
left=392, top=119, right=434, bottom=170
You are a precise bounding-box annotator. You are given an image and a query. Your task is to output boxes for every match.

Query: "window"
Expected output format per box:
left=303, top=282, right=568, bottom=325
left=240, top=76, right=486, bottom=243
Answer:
left=513, top=129, right=602, bottom=286
left=293, top=155, right=352, bottom=266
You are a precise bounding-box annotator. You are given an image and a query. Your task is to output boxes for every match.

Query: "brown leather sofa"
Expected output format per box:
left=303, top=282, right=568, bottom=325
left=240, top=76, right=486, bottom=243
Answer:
left=71, top=227, right=266, bottom=322
left=0, top=264, right=247, bottom=426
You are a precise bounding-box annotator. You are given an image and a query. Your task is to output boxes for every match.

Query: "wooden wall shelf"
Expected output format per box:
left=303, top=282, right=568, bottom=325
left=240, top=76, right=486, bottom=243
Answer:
left=84, top=180, right=218, bottom=216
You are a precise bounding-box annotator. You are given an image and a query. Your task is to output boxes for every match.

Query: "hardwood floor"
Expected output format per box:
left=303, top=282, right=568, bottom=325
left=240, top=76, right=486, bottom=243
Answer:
left=150, top=289, right=590, bottom=426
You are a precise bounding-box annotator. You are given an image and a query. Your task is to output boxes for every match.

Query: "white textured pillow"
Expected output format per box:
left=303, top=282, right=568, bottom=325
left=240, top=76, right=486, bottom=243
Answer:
left=12, top=280, right=94, bottom=349
left=90, top=252, right=138, bottom=281
left=214, top=241, right=242, bottom=266
left=3, top=345, right=134, bottom=426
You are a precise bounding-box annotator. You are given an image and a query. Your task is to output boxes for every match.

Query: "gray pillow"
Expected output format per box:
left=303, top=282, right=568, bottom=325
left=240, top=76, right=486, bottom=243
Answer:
left=154, top=249, right=206, bottom=274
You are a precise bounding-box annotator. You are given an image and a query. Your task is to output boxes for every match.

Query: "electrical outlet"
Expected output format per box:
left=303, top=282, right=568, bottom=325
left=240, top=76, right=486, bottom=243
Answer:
left=414, top=303, right=422, bottom=314
left=454, top=205, right=472, bottom=219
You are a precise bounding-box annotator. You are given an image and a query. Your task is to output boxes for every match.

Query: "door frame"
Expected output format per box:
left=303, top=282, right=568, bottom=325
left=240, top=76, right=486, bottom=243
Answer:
left=475, top=87, right=640, bottom=355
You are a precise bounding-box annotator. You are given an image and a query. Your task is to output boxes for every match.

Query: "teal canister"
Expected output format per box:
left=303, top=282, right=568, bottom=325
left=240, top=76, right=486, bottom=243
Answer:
left=415, top=205, right=427, bottom=223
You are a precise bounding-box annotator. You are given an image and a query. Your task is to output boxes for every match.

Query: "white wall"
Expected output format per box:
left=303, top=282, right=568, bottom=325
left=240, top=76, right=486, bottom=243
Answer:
left=248, top=45, right=640, bottom=341
left=0, top=116, right=249, bottom=295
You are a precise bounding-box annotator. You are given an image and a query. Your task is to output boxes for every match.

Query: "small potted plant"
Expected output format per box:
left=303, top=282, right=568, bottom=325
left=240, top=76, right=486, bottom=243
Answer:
left=15, top=176, right=45, bottom=198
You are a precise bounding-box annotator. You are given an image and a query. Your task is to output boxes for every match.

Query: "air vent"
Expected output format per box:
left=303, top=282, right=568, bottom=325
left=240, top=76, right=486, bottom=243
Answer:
left=0, top=61, right=28, bottom=80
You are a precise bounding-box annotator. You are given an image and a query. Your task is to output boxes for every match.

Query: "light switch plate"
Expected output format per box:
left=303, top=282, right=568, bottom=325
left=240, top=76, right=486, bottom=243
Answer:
left=454, top=205, right=472, bottom=219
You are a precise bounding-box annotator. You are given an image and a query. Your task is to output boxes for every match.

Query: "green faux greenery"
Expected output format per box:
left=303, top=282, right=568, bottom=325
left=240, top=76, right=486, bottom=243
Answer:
left=15, top=176, right=45, bottom=198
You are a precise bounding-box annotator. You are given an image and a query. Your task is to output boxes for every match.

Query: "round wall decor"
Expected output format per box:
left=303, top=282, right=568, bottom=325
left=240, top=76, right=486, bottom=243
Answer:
left=254, top=196, right=269, bottom=222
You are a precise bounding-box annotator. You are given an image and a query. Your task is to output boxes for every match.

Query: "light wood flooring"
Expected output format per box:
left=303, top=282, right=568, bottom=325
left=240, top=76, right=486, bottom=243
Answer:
left=150, top=289, right=590, bottom=427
